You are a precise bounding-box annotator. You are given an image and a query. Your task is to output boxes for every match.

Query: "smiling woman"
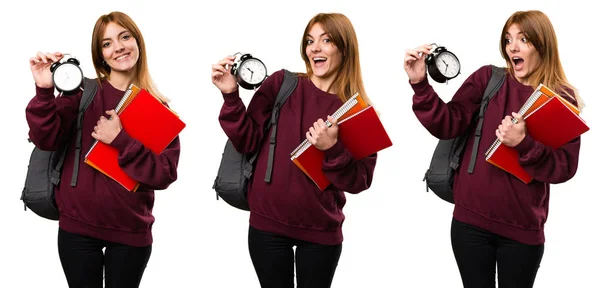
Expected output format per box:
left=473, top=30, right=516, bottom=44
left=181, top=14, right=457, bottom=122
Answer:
left=211, top=12, right=380, bottom=288
left=25, top=11, right=181, bottom=288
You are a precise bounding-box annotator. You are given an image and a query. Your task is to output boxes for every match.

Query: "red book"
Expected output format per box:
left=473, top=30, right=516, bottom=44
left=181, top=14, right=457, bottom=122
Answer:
left=291, top=104, right=392, bottom=190
left=524, top=96, right=589, bottom=149
left=485, top=85, right=589, bottom=183
left=84, top=85, right=186, bottom=191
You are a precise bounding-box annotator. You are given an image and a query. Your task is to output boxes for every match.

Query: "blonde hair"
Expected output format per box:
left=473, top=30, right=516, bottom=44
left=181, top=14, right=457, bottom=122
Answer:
left=500, top=10, right=583, bottom=110
left=91, top=11, right=169, bottom=103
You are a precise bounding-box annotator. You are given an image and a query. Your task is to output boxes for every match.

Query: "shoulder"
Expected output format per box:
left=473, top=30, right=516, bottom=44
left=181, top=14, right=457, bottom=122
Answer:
left=463, top=65, right=506, bottom=90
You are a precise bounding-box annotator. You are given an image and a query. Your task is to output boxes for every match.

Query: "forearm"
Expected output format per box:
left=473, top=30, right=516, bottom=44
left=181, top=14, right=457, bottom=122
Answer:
left=111, top=130, right=180, bottom=190
left=322, top=141, right=377, bottom=194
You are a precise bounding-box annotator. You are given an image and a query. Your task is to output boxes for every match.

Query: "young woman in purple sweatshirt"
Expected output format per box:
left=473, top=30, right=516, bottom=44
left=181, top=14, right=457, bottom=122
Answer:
left=404, top=10, right=584, bottom=288
left=212, top=13, right=377, bottom=288
left=26, top=12, right=180, bottom=288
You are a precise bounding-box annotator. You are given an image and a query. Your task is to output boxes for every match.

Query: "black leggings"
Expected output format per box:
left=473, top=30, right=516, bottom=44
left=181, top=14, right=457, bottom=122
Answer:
left=57, top=228, right=152, bottom=288
left=248, top=226, right=342, bottom=288
left=451, top=218, right=544, bottom=288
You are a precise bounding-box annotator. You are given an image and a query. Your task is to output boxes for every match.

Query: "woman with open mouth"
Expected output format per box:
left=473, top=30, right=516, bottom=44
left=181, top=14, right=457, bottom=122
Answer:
left=404, top=10, right=584, bottom=288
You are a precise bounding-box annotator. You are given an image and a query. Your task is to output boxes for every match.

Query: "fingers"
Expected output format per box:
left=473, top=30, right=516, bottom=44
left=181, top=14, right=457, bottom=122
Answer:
left=32, top=51, right=63, bottom=65
left=105, top=110, right=118, bottom=119
left=91, top=131, right=99, bottom=140
left=512, top=112, right=524, bottom=123
left=495, top=127, right=503, bottom=142
left=212, top=63, right=227, bottom=75
left=217, top=57, right=235, bottom=69
left=306, top=131, right=316, bottom=145
left=326, top=115, right=337, bottom=127
left=316, top=118, right=327, bottom=129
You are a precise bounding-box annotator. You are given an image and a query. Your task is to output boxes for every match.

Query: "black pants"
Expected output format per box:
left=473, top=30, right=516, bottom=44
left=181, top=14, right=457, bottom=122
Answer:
left=451, top=218, right=544, bottom=288
left=57, top=228, right=152, bottom=288
left=248, top=226, right=342, bottom=288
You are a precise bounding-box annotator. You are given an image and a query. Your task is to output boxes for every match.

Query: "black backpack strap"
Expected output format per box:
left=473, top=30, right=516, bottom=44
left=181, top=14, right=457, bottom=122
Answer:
left=70, top=78, right=98, bottom=186
left=466, top=65, right=506, bottom=173
left=263, top=69, right=298, bottom=183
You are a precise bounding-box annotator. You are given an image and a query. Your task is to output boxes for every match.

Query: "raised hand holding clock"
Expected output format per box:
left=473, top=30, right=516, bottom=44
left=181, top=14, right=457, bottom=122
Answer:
left=404, top=43, right=461, bottom=84
left=29, top=52, right=84, bottom=96
left=29, top=52, right=64, bottom=89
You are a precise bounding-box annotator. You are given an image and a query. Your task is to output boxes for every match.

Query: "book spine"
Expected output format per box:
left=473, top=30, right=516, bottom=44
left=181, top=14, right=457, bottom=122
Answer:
left=484, top=139, right=502, bottom=160
left=114, top=84, right=135, bottom=113
left=518, top=89, right=543, bottom=116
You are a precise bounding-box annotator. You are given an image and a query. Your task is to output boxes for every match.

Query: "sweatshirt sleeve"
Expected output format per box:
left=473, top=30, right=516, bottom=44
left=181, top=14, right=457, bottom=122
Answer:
left=321, top=141, right=377, bottom=194
left=25, top=85, right=82, bottom=150
left=110, top=129, right=180, bottom=190
left=411, top=66, right=491, bottom=139
left=513, top=93, right=582, bottom=184
left=218, top=70, right=284, bottom=154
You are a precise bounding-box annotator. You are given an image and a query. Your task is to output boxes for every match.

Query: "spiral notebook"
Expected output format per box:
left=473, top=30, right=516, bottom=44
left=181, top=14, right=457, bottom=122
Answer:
left=485, top=84, right=589, bottom=183
left=290, top=93, right=393, bottom=190
left=84, top=84, right=186, bottom=191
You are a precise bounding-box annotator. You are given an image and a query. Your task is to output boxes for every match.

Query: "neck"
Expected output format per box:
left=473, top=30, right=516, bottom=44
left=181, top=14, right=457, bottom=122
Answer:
left=107, top=71, right=136, bottom=91
left=310, top=74, right=337, bottom=94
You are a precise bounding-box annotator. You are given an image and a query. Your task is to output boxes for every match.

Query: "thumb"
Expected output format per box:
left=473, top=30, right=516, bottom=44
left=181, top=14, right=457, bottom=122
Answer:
left=512, top=112, right=523, bottom=123
left=327, top=115, right=337, bottom=127
left=106, top=110, right=118, bottom=119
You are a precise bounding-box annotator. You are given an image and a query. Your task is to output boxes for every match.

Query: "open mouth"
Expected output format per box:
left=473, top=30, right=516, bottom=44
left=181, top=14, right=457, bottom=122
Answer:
left=512, top=57, right=524, bottom=70
left=313, top=57, right=327, bottom=66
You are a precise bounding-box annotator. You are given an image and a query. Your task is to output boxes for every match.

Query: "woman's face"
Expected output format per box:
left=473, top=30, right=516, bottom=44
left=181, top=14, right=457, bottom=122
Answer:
left=505, top=23, right=541, bottom=85
left=101, top=22, right=139, bottom=74
left=305, top=23, right=342, bottom=81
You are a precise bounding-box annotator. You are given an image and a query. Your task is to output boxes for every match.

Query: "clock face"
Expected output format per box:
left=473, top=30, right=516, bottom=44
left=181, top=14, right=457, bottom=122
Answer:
left=53, top=63, right=83, bottom=92
left=238, top=59, right=267, bottom=85
left=435, top=52, right=460, bottom=78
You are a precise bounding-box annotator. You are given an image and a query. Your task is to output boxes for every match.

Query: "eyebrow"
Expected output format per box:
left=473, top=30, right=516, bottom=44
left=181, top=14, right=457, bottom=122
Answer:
left=102, top=30, right=130, bottom=42
left=505, top=31, right=524, bottom=36
left=306, top=32, right=329, bottom=38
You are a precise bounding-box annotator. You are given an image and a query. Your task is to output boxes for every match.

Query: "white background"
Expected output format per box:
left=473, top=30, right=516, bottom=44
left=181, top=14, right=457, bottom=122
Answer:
left=1, top=0, right=597, bottom=287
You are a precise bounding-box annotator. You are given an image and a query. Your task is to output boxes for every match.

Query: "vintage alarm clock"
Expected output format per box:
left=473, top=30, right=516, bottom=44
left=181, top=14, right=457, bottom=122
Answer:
left=50, top=54, right=84, bottom=95
left=425, top=44, right=461, bottom=83
left=230, top=53, right=267, bottom=90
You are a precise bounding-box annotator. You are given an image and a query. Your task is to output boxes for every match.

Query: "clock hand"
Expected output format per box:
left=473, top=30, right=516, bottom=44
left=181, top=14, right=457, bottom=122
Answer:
left=246, top=67, right=254, bottom=73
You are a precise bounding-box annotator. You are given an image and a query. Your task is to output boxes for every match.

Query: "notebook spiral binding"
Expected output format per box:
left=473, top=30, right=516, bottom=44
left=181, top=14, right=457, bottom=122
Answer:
left=290, top=92, right=360, bottom=160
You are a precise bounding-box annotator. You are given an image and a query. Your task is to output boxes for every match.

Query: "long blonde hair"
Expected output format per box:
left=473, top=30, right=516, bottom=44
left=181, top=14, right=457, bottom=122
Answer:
left=500, top=10, right=583, bottom=110
left=91, top=11, right=169, bottom=103
left=300, top=13, right=372, bottom=106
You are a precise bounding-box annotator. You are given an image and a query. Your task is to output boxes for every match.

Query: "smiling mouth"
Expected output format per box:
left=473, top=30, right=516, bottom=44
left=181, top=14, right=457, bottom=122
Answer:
left=115, top=54, right=130, bottom=61
left=313, top=57, right=327, bottom=65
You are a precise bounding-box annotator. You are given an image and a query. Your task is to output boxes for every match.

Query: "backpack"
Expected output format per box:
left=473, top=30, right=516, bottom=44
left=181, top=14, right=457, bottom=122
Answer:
left=20, top=78, right=98, bottom=220
left=423, top=65, right=506, bottom=203
left=212, top=69, right=298, bottom=211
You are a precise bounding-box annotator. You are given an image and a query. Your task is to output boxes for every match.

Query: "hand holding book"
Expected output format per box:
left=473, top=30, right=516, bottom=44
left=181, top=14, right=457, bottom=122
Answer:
left=91, top=110, right=122, bottom=145
left=485, top=84, right=589, bottom=183
left=306, top=115, right=339, bottom=151
left=494, top=112, right=526, bottom=147
left=291, top=93, right=393, bottom=190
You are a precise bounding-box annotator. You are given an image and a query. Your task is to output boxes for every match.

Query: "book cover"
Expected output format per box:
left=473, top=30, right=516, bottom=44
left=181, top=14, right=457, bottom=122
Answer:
left=84, top=85, right=186, bottom=191
left=524, top=96, right=589, bottom=149
left=291, top=103, right=392, bottom=190
left=485, top=84, right=588, bottom=183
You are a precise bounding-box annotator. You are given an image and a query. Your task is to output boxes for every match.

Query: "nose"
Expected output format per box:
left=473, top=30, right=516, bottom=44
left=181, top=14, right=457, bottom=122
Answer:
left=114, top=41, right=125, bottom=53
left=509, top=40, right=519, bottom=52
left=311, top=42, right=322, bottom=53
